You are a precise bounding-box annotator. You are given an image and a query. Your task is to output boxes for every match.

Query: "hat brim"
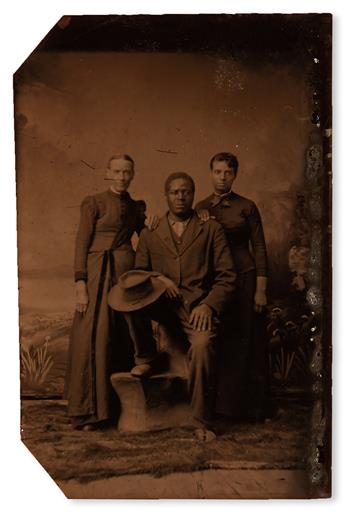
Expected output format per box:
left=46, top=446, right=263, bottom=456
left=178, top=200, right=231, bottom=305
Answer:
left=108, top=277, right=167, bottom=312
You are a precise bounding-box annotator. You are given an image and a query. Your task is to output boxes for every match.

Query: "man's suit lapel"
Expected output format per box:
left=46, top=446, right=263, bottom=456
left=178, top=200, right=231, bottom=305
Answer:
left=178, top=213, right=204, bottom=256
left=154, top=214, right=178, bottom=256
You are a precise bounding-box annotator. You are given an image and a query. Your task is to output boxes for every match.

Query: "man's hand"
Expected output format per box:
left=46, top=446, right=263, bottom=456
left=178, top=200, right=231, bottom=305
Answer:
left=189, top=303, right=213, bottom=331
left=156, top=275, right=181, bottom=299
left=145, top=214, right=160, bottom=231
left=254, top=290, right=267, bottom=313
left=75, top=281, right=89, bottom=314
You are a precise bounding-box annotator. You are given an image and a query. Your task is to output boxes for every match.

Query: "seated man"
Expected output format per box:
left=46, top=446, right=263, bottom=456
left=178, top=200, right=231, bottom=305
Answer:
left=109, top=172, right=236, bottom=434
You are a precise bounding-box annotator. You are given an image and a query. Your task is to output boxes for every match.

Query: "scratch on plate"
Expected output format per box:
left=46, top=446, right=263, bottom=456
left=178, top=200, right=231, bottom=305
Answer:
left=81, top=160, right=96, bottom=170
left=156, top=149, right=178, bottom=155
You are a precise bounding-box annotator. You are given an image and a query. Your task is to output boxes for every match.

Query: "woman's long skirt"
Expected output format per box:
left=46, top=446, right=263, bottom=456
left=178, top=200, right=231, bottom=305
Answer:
left=215, top=270, right=269, bottom=421
left=64, top=247, right=135, bottom=426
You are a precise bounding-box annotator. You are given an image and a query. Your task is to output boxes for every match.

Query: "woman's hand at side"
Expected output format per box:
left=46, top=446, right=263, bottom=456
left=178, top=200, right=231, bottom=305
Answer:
left=75, top=280, right=89, bottom=314
left=254, top=290, right=267, bottom=313
left=254, top=276, right=268, bottom=313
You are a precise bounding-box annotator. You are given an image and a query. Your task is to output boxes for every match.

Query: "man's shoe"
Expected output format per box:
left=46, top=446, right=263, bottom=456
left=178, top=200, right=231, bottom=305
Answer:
left=130, top=363, right=153, bottom=378
left=191, top=417, right=217, bottom=442
left=81, top=424, right=97, bottom=431
left=194, top=428, right=217, bottom=442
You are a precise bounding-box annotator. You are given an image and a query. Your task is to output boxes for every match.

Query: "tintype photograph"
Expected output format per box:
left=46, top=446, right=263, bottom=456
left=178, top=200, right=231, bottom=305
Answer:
left=14, top=14, right=332, bottom=499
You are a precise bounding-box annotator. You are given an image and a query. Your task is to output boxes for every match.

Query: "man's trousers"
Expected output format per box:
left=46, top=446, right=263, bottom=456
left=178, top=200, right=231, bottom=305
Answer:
left=124, top=297, right=218, bottom=425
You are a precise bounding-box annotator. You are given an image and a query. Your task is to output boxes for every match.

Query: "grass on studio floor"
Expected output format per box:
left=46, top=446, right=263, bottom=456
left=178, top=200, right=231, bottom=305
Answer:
left=21, top=399, right=311, bottom=484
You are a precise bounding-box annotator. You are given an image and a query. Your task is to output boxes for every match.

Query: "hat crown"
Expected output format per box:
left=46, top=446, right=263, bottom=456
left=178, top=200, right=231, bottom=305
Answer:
left=118, top=270, right=154, bottom=305
left=108, top=269, right=166, bottom=312
left=119, top=271, right=151, bottom=290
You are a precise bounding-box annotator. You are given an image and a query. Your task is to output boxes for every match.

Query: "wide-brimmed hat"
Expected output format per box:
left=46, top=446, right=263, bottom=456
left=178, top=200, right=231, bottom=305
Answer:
left=108, top=270, right=166, bottom=312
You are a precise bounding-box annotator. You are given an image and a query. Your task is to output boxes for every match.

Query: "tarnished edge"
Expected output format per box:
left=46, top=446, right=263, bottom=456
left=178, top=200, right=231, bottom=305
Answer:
left=305, top=18, right=332, bottom=496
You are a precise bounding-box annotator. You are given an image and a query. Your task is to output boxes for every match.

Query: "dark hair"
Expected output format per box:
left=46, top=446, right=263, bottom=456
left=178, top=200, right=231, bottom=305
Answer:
left=210, top=152, right=239, bottom=176
left=164, top=172, right=195, bottom=194
left=107, top=153, right=135, bottom=169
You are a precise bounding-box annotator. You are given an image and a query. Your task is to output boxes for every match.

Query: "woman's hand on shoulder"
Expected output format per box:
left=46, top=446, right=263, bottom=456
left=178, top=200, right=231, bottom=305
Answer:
left=196, top=209, right=213, bottom=223
left=75, top=280, right=89, bottom=314
left=145, top=213, right=160, bottom=231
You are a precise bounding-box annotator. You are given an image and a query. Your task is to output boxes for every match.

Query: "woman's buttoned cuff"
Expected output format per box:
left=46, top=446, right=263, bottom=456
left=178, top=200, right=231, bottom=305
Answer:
left=256, top=269, right=268, bottom=277
left=75, top=271, right=88, bottom=282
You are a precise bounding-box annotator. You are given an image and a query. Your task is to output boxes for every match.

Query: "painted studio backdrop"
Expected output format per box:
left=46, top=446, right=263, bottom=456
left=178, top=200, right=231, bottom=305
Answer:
left=15, top=16, right=326, bottom=399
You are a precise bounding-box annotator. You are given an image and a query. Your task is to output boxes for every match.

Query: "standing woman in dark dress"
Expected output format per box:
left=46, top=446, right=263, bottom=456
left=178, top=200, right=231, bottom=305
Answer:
left=64, top=154, right=155, bottom=430
left=196, top=152, right=268, bottom=421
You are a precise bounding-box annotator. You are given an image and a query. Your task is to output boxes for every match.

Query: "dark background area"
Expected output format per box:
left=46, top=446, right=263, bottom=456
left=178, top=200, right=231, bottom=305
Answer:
left=32, top=14, right=330, bottom=61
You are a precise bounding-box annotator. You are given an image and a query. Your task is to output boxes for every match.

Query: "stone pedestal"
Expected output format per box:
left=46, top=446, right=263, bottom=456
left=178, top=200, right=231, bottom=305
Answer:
left=111, top=372, right=193, bottom=431
left=111, top=322, right=193, bottom=432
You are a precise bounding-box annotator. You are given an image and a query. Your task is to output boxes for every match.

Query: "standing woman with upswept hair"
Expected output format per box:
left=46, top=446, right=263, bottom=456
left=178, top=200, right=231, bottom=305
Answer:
left=64, top=154, right=157, bottom=430
left=196, top=152, right=269, bottom=422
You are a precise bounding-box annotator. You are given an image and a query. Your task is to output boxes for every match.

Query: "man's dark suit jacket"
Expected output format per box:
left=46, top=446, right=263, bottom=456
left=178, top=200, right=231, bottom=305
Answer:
left=134, top=211, right=237, bottom=315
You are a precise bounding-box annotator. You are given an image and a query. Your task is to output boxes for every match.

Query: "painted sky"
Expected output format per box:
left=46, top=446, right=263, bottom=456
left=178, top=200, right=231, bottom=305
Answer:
left=15, top=51, right=311, bottom=276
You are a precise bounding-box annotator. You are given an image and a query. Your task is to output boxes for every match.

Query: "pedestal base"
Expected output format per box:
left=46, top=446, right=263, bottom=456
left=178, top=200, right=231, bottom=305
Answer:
left=111, top=372, right=193, bottom=432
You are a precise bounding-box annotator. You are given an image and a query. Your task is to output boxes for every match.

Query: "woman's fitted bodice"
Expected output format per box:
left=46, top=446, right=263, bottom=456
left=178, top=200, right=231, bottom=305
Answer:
left=74, top=189, right=146, bottom=281
left=196, top=191, right=268, bottom=276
